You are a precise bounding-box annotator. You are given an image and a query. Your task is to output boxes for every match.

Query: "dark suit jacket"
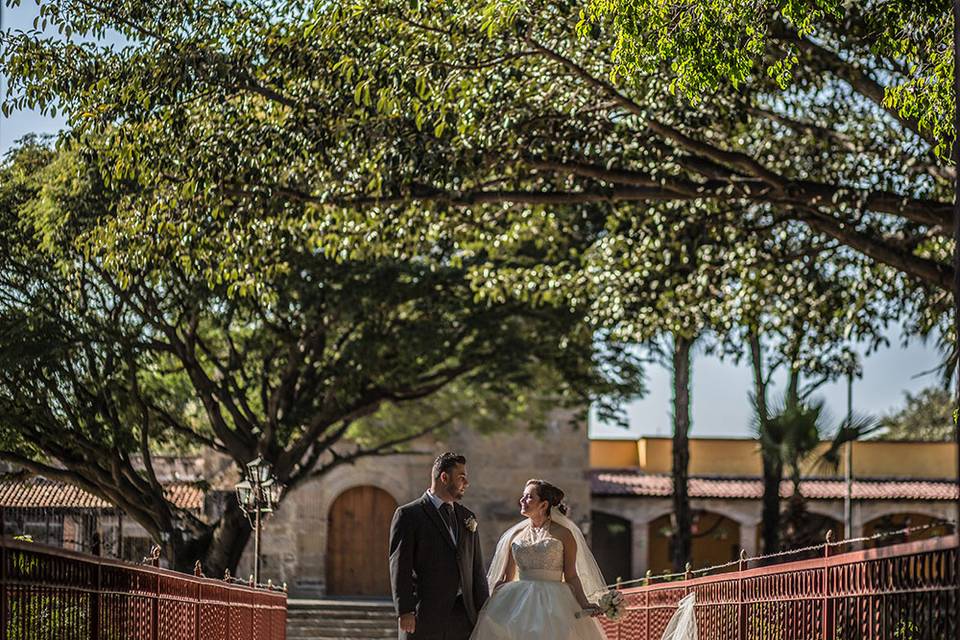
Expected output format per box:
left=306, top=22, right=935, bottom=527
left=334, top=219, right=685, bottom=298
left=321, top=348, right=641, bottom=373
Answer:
left=389, top=492, right=489, bottom=637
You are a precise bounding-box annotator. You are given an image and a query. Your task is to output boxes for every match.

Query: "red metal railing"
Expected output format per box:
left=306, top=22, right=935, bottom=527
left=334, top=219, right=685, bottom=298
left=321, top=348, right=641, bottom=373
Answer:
left=600, top=534, right=958, bottom=640
left=0, top=535, right=287, bottom=640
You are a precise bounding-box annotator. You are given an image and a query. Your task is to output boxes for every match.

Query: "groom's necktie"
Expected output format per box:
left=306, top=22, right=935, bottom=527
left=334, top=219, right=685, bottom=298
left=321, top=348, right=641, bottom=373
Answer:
left=440, top=503, right=457, bottom=544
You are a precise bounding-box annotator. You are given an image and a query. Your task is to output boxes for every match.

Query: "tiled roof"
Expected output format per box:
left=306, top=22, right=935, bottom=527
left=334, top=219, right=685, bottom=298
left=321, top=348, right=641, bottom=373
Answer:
left=591, top=470, right=959, bottom=501
left=0, top=479, right=205, bottom=511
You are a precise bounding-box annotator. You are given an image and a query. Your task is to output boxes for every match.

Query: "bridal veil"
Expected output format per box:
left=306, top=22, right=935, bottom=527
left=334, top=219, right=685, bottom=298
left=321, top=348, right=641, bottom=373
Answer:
left=485, top=511, right=608, bottom=602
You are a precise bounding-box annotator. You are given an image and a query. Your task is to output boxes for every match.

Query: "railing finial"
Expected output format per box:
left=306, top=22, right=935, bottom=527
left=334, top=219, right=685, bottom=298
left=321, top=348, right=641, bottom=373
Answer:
left=143, top=544, right=161, bottom=567
left=684, top=562, right=692, bottom=581
left=194, top=560, right=203, bottom=577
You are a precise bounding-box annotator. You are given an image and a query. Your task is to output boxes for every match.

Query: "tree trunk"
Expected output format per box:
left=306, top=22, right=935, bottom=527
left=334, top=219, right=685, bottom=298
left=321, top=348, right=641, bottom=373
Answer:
left=671, top=334, right=694, bottom=573
left=155, top=498, right=251, bottom=577
left=952, top=3, right=960, bottom=638
left=750, top=332, right=782, bottom=555
left=200, top=499, right=253, bottom=579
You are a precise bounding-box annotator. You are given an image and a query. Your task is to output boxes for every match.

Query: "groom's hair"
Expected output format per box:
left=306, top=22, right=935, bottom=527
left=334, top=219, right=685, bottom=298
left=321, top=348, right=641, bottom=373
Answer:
left=432, top=452, right=467, bottom=480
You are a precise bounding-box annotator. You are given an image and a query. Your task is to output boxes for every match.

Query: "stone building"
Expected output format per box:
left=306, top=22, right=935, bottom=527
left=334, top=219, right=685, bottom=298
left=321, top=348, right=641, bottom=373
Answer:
left=240, top=410, right=592, bottom=597
left=0, top=457, right=207, bottom=562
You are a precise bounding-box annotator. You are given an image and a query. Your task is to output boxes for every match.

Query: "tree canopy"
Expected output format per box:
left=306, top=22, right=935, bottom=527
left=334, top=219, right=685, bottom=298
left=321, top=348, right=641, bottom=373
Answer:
left=0, top=139, right=642, bottom=572
left=2, top=0, right=941, bottom=339
left=582, top=0, right=953, bottom=156
left=877, top=387, right=956, bottom=441
left=1, top=0, right=953, bottom=572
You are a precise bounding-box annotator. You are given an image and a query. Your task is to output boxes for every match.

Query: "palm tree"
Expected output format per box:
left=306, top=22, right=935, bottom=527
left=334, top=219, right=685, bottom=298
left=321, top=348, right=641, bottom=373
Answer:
left=757, top=382, right=877, bottom=551
left=670, top=333, right=695, bottom=572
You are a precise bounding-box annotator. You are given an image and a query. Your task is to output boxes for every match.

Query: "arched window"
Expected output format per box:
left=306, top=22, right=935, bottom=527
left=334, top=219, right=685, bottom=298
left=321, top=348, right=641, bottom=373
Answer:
left=647, top=511, right=741, bottom=575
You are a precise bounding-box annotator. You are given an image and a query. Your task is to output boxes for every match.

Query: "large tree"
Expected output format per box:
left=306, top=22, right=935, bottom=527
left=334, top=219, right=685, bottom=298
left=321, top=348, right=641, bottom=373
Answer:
left=728, top=237, right=894, bottom=554
left=2, top=0, right=933, bottom=573
left=0, top=141, right=642, bottom=573
left=877, top=387, right=956, bottom=441
left=1, top=0, right=949, bottom=300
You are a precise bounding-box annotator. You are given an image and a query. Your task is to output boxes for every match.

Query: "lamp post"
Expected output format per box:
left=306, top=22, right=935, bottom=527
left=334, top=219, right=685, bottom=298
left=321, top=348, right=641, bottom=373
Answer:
left=235, top=456, right=281, bottom=585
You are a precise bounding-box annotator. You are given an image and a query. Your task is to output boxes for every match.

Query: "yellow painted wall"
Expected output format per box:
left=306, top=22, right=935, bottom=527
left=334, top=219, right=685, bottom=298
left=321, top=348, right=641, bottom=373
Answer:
left=850, top=441, right=956, bottom=478
left=589, top=440, right=639, bottom=468
left=590, top=437, right=957, bottom=479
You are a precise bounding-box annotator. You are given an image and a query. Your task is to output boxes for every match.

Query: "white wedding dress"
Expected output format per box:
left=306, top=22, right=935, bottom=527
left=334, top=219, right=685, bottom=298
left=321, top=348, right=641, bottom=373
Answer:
left=469, top=513, right=606, bottom=640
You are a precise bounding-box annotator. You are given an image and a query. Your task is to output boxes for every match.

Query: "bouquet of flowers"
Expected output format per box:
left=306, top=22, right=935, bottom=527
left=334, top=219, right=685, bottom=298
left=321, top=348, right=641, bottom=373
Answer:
left=578, top=589, right=626, bottom=621
left=598, top=589, right=625, bottom=621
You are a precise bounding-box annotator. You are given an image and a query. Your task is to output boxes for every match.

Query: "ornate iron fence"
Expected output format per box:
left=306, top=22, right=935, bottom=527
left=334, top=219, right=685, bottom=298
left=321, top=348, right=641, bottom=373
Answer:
left=600, top=534, right=958, bottom=640
left=0, top=535, right=287, bottom=640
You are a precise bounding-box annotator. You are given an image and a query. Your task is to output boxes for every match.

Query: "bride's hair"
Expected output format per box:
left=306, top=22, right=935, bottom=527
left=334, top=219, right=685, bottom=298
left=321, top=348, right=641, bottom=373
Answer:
left=525, top=479, right=568, bottom=515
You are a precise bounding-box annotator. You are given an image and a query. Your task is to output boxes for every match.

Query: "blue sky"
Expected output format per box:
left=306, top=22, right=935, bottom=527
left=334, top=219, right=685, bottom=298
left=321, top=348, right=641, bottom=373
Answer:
left=1, top=3, right=945, bottom=439
left=590, top=336, right=940, bottom=439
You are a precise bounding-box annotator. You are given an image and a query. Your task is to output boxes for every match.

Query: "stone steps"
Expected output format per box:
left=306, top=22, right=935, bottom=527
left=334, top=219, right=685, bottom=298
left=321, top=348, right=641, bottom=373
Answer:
left=287, top=598, right=397, bottom=640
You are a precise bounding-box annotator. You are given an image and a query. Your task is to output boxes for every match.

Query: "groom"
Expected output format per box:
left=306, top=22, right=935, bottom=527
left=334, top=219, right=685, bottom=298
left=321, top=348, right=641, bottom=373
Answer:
left=389, top=452, right=489, bottom=639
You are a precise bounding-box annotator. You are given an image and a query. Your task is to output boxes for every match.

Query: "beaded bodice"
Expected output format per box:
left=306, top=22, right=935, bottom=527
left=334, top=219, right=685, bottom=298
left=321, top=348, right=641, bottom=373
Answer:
left=512, top=525, right=564, bottom=580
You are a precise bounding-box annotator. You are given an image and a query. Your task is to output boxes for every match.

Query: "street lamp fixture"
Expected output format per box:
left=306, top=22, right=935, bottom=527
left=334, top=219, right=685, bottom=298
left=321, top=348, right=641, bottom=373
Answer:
left=235, top=456, right=281, bottom=585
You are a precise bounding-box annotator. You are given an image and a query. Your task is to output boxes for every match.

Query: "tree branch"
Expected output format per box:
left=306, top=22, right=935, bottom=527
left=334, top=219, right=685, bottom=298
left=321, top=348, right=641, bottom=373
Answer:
left=797, top=208, right=953, bottom=289
left=790, top=34, right=936, bottom=148
left=523, top=37, right=786, bottom=188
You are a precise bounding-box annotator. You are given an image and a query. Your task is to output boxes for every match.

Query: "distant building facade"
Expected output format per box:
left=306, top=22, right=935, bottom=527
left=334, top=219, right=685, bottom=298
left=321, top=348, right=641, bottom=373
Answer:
left=0, top=456, right=207, bottom=563
left=589, top=438, right=958, bottom=582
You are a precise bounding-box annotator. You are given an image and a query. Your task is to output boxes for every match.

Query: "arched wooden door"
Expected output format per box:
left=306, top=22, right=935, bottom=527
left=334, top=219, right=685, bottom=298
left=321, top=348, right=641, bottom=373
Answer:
left=327, top=486, right=397, bottom=596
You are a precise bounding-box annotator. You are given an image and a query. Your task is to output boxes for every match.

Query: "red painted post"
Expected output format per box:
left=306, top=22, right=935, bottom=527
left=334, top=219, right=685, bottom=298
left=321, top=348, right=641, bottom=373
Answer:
left=737, top=549, right=747, bottom=640
left=1, top=538, right=6, bottom=640
left=225, top=570, right=232, bottom=640
left=151, top=573, right=160, bottom=640
left=822, top=531, right=833, bottom=640
left=194, top=580, right=201, bottom=640
left=90, top=560, right=101, bottom=640
left=644, top=590, right=650, bottom=640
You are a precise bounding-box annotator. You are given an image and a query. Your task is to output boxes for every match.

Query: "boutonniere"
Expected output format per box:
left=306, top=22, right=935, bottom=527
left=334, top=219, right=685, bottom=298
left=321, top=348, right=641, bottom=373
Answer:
left=465, top=516, right=478, bottom=533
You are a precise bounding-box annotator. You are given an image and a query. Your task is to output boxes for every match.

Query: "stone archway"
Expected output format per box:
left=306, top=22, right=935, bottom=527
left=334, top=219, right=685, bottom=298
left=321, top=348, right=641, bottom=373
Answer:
left=647, top=510, right=741, bottom=575
left=862, top=512, right=954, bottom=548
left=326, top=485, right=398, bottom=596
left=754, top=510, right=845, bottom=553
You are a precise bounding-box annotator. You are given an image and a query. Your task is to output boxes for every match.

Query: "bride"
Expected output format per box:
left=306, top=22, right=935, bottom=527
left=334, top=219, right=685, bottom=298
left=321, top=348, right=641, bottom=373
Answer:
left=469, top=479, right=607, bottom=640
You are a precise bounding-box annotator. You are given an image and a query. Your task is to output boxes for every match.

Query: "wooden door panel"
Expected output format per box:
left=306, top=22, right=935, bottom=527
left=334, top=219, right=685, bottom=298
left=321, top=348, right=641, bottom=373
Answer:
left=327, top=486, right=397, bottom=595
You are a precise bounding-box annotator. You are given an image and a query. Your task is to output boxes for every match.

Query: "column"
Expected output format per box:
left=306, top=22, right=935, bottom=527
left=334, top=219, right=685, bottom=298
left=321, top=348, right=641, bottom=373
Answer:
left=631, top=518, right=649, bottom=580
left=739, top=522, right=759, bottom=559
